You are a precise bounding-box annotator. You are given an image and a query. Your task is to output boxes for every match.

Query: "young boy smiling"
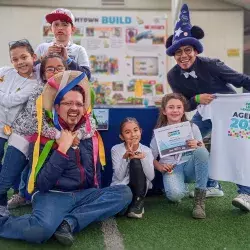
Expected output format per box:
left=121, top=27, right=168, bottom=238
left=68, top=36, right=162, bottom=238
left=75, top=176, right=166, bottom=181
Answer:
left=36, top=8, right=91, bottom=79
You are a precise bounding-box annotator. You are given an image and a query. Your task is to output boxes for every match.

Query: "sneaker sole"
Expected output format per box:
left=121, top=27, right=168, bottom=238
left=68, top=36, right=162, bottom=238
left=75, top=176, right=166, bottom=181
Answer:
left=232, top=199, right=250, bottom=212
left=192, top=213, right=206, bottom=219
left=127, top=208, right=145, bottom=219
left=54, top=232, right=74, bottom=246
left=206, top=192, right=224, bottom=198
left=189, top=192, right=224, bottom=198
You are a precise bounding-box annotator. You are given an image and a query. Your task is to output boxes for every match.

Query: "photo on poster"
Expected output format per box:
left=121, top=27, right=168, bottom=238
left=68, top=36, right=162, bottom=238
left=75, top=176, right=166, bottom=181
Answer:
left=86, top=27, right=95, bottom=37
left=155, top=83, right=164, bottom=95
left=93, top=109, right=109, bottom=130
left=113, top=27, right=122, bottom=38
left=91, top=80, right=112, bottom=105
left=134, top=30, right=154, bottom=42
left=112, top=81, right=124, bottom=91
left=152, top=36, right=165, bottom=45
left=74, top=27, right=84, bottom=37
left=133, top=57, right=158, bottom=76
left=126, top=28, right=138, bottom=43
left=90, top=55, right=119, bottom=75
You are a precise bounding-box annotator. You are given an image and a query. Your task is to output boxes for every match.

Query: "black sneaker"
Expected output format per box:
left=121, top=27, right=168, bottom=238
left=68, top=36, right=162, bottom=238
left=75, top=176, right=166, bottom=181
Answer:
left=54, top=220, right=74, bottom=246
left=127, top=197, right=144, bottom=219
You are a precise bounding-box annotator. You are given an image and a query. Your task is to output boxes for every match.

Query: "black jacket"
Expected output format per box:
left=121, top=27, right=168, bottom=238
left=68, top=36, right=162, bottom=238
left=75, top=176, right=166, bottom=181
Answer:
left=29, top=138, right=102, bottom=193
left=167, top=56, right=250, bottom=111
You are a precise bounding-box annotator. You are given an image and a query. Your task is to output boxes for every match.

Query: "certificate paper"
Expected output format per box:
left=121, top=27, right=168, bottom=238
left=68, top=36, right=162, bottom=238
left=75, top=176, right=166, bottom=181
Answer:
left=154, top=121, right=194, bottom=158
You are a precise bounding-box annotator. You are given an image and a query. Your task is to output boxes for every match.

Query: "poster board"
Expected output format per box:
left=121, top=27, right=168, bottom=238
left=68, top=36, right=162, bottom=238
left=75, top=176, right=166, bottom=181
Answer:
left=42, top=13, right=168, bottom=106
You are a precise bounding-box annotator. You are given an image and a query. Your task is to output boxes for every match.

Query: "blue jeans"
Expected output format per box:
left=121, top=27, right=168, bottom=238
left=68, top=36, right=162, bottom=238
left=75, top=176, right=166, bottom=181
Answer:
left=192, top=112, right=221, bottom=189
left=191, top=111, right=212, bottom=138
left=162, top=147, right=209, bottom=202
left=237, top=185, right=250, bottom=195
left=0, top=138, right=7, bottom=171
left=19, top=164, right=30, bottom=198
left=0, top=185, right=132, bottom=243
left=0, top=146, right=28, bottom=206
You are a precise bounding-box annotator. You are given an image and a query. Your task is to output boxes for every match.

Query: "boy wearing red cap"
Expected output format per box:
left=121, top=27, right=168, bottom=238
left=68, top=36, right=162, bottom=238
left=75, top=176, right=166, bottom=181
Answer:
left=36, top=8, right=91, bottom=79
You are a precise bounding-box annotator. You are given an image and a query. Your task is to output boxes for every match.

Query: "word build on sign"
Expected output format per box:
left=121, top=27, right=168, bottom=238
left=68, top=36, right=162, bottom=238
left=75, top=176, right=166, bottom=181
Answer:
left=102, top=16, right=132, bottom=24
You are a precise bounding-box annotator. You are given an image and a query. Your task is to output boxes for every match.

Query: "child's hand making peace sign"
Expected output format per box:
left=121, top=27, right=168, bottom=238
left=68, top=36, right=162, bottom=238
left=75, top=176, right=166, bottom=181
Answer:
left=123, top=139, right=145, bottom=160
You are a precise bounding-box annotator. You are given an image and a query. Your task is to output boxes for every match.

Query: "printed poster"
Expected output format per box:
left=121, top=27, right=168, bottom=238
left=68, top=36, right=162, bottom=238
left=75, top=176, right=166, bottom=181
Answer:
left=42, top=13, right=168, bottom=107
left=93, top=108, right=109, bottom=130
left=153, top=121, right=194, bottom=158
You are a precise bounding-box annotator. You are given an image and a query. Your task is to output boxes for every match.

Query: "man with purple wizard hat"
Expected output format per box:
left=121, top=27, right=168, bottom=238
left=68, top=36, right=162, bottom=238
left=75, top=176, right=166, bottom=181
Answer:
left=166, top=3, right=250, bottom=211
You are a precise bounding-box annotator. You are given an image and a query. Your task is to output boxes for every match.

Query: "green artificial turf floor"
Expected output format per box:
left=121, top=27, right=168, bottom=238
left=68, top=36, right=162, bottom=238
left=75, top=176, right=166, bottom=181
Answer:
left=0, top=182, right=249, bottom=250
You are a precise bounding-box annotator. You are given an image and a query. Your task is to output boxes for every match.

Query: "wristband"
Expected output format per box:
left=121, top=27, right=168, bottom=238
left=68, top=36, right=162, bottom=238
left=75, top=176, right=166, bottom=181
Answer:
left=66, top=57, right=73, bottom=65
left=195, top=94, right=200, bottom=103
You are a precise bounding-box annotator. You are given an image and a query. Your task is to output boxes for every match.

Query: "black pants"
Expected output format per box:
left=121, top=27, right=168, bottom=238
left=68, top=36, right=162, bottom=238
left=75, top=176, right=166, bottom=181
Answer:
left=128, top=159, right=147, bottom=198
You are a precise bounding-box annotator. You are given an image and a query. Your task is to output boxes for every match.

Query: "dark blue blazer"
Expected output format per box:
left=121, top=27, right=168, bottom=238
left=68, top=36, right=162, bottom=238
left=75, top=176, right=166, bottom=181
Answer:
left=167, top=56, right=250, bottom=111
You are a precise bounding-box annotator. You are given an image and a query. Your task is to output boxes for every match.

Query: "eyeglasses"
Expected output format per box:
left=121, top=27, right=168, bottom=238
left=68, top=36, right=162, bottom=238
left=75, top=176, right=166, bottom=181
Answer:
left=175, top=47, right=194, bottom=57
left=45, top=66, right=65, bottom=73
left=60, top=101, right=84, bottom=108
left=8, top=39, right=31, bottom=48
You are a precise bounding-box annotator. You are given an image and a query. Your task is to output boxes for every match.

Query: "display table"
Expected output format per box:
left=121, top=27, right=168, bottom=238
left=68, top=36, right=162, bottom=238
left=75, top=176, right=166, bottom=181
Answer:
left=96, top=106, right=162, bottom=188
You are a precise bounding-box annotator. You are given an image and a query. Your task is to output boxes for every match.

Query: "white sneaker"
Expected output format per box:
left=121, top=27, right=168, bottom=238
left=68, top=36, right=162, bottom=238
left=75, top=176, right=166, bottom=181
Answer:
left=7, top=194, right=31, bottom=209
left=206, top=187, right=224, bottom=197
left=189, top=187, right=224, bottom=198
left=232, top=194, right=250, bottom=211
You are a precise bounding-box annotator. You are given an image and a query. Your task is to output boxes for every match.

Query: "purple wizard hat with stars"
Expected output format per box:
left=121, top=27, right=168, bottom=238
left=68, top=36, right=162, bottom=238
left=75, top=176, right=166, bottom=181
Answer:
left=166, top=4, right=204, bottom=56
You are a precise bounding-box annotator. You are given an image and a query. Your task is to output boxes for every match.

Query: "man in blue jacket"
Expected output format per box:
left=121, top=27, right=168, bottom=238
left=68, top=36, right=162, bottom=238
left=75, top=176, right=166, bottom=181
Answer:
left=166, top=4, right=250, bottom=209
left=0, top=71, right=132, bottom=246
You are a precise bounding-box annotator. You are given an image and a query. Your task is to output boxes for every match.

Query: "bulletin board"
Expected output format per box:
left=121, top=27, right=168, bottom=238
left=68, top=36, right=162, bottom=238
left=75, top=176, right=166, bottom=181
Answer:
left=42, top=13, right=168, bottom=106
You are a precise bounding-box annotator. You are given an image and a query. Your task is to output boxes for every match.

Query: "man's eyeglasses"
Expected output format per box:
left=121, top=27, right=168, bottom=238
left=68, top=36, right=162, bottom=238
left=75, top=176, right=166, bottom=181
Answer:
left=45, top=66, right=65, bottom=73
left=60, top=101, right=84, bottom=108
left=175, top=47, right=194, bottom=57
left=8, top=39, right=31, bottom=48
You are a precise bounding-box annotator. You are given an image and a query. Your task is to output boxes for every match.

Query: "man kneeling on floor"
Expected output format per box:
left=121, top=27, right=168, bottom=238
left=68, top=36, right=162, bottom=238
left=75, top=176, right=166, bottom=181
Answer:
left=0, top=70, right=132, bottom=246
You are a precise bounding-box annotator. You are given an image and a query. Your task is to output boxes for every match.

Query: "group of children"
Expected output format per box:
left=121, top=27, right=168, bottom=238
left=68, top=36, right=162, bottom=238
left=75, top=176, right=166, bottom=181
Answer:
left=0, top=8, right=93, bottom=217
left=0, top=5, right=249, bottom=246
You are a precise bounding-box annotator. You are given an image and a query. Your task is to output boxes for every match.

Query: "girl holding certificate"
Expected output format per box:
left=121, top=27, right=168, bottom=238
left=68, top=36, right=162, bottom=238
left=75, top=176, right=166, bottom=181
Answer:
left=111, top=117, right=155, bottom=219
left=150, top=93, right=209, bottom=219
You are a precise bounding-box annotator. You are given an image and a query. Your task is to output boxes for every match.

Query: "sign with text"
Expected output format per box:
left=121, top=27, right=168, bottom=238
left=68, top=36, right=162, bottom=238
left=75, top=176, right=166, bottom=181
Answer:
left=154, top=121, right=194, bottom=158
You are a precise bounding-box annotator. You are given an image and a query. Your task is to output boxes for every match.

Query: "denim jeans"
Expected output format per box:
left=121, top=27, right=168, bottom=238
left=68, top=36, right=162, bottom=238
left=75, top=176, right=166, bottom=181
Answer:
left=237, top=185, right=250, bottom=195
left=19, top=164, right=30, bottom=198
left=191, top=111, right=221, bottom=189
left=0, top=146, right=28, bottom=206
left=0, top=185, right=132, bottom=243
left=191, top=111, right=212, bottom=138
left=162, top=147, right=209, bottom=202
left=0, top=138, right=7, bottom=171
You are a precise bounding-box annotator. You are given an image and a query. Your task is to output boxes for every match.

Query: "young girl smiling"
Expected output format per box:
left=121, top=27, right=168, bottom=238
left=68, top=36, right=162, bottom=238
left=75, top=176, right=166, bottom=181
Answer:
left=150, top=93, right=209, bottom=219
left=111, top=117, right=154, bottom=219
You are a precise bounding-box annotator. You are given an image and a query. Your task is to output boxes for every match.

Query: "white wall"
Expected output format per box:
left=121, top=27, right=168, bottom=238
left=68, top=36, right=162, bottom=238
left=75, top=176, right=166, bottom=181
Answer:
left=0, top=0, right=244, bottom=74
left=193, top=11, right=244, bottom=72
left=0, top=0, right=240, bottom=10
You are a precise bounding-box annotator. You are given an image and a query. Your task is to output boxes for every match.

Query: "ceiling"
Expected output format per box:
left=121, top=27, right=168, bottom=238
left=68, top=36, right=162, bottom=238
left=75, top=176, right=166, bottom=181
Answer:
left=222, top=0, right=250, bottom=10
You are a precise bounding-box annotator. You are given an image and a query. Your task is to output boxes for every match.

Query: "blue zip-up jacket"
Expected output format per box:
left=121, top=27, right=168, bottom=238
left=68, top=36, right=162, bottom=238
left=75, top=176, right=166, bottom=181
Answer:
left=167, top=56, right=250, bottom=111
left=29, top=138, right=101, bottom=193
